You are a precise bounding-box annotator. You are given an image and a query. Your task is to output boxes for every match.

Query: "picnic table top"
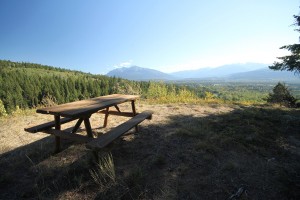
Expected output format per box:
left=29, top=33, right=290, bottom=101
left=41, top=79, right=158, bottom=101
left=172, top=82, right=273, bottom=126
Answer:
left=36, top=94, right=139, bottom=118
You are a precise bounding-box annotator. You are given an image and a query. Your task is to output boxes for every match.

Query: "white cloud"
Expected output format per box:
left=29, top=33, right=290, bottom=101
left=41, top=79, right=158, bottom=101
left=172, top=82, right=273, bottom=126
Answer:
left=113, top=60, right=133, bottom=68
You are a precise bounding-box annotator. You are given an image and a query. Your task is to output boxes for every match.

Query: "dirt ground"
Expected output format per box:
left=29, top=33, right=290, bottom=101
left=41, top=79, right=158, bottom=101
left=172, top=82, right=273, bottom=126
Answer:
left=0, top=102, right=233, bottom=155
left=0, top=102, right=299, bottom=199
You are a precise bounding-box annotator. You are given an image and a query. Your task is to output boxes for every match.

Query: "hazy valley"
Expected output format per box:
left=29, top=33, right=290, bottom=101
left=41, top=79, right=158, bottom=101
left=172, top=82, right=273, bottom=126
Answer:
left=106, top=63, right=299, bottom=82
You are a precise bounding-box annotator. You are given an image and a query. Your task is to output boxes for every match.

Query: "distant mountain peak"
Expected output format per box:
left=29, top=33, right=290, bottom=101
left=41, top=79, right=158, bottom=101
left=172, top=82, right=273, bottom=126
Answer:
left=106, top=63, right=299, bottom=82
left=171, top=63, right=268, bottom=79
left=106, top=66, right=175, bottom=81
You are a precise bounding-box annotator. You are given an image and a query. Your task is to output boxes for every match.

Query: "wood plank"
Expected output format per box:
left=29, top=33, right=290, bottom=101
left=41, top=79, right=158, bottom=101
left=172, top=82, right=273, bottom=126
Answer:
left=44, top=129, right=93, bottom=143
left=84, top=118, right=94, bottom=138
left=131, top=100, right=138, bottom=132
left=54, top=115, right=61, bottom=153
left=58, top=96, right=140, bottom=118
left=36, top=94, right=121, bottom=114
left=86, top=110, right=153, bottom=150
left=37, top=94, right=139, bottom=116
left=24, top=117, right=75, bottom=133
left=103, top=107, right=109, bottom=128
left=72, top=118, right=83, bottom=133
left=114, top=105, right=121, bottom=112
left=98, top=110, right=138, bottom=117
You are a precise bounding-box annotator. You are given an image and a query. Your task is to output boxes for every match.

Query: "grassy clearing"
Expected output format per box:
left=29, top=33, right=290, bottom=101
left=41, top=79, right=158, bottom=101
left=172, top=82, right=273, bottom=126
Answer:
left=0, top=103, right=299, bottom=199
left=141, top=96, right=267, bottom=107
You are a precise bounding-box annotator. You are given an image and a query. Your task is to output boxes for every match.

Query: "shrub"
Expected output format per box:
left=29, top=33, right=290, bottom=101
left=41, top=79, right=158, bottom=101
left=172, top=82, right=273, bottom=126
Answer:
left=0, top=99, right=7, bottom=117
left=267, top=82, right=296, bottom=107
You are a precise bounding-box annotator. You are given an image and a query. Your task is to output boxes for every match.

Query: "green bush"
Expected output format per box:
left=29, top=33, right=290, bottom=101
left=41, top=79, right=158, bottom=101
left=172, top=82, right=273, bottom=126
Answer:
left=0, top=99, right=7, bottom=117
left=267, top=82, right=296, bottom=107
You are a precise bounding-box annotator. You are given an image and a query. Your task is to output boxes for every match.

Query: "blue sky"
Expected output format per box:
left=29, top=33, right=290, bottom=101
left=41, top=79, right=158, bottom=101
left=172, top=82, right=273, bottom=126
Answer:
left=0, top=0, right=299, bottom=74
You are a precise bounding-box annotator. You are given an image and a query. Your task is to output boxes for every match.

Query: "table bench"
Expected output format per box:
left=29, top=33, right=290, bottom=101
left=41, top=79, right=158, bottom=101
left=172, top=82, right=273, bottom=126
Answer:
left=86, top=110, right=152, bottom=150
left=24, top=94, right=153, bottom=154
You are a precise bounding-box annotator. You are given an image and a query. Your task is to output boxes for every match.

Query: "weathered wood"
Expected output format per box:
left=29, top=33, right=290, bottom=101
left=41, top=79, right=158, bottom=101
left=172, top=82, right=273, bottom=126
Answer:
left=54, top=115, right=61, bottom=153
left=131, top=100, right=137, bottom=116
left=114, top=105, right=121, bottom=112
left=36, top=94, right=122, bottom=114
left=103, top=107, right=109, bottom=127
left=84, top=117, right=94, bottom=138
left=72, top=118, right=83, bottom=133
left=37, top=94, right=140, bottom=118
left=24, top=117, right=75, bottom=133
left=62, top=97, right=138, bottom=118
left=86, top=110, right=153, bottom=150
left=98, top=110, right=138, bottom=117
left=131, top=100, right=138, bottom=132
left=44, top=129, right=93, bottom=143
left=25, top=94, right=146, bottom=156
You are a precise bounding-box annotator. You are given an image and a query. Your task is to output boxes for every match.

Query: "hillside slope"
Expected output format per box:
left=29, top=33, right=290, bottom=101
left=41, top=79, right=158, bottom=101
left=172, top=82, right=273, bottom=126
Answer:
left=0, top=60, right=142, bottom=113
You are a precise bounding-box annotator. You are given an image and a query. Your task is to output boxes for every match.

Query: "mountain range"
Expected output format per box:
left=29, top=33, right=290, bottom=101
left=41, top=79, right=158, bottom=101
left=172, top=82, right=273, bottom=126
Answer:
left=107, top=66, right=174, bottom=80
left=170, top=63, right=266, bottom=79
left=106, top=63, right=299, bottom=82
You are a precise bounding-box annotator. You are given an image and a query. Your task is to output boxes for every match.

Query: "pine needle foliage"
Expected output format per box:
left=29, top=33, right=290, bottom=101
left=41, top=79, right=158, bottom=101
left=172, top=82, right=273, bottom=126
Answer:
left=267, top=82, right=296, bottom=107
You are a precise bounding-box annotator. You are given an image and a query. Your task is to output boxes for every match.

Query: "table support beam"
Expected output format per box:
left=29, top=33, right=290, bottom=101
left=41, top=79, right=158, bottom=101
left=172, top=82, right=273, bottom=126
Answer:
left=83, top=116, right=98, bottom=161
left=84, top=117, right=94, bottom=138
left=131, top=100, right=139, bottom=132
left=72, top=118, right=83, bottom=133
left=114, top=105, right=121, bottom=112
left=103, top=107, right=109, bottom=127
left=54, top=115, right=61, bottom=153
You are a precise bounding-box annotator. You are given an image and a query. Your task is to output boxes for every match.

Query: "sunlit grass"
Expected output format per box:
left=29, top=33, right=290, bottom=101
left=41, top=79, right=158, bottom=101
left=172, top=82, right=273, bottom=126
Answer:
left=89, top=152, right=116, bottom=192
left=142, top=96, right=266, bottom=106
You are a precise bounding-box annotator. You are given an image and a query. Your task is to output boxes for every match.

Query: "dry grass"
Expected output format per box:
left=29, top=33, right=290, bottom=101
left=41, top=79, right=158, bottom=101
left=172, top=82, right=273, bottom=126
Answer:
left=0, top=102, right=299, bottom=199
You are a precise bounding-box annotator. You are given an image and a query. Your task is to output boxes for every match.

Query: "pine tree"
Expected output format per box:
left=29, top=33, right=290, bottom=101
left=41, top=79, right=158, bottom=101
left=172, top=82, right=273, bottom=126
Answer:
left=269, top=14, right=300, bottom=74
left=267, top=82, right=296, bottom=107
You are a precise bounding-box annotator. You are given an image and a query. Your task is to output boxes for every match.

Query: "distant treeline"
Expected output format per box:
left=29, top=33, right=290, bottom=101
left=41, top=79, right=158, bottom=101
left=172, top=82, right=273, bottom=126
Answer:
left=0, top=60, right=202, bottom=114
left=2, top=60, right=294, bottom=115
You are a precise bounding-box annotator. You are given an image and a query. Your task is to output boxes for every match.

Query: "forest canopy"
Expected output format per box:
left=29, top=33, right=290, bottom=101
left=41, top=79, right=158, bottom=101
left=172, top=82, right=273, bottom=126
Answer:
left=0, top=60, right=201, bottom=114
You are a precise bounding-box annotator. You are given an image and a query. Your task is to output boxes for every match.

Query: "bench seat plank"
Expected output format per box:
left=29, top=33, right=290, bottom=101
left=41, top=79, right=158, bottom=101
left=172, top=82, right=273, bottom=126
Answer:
left=97, top=110, right=137, bottom=117
left=86, top=110, right=153, bottom=150
left=24, top=117, right=75, bottom=133
left=44, top=129, right=93, bottom=143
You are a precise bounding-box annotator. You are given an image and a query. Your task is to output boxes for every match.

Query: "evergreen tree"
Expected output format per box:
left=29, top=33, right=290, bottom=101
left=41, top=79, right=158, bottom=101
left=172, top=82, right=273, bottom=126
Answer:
left=269, top=14, right=300, bottom=74
left=267, top=82, right=296, bottom=107
left=0, top=60, right=206, bottom=113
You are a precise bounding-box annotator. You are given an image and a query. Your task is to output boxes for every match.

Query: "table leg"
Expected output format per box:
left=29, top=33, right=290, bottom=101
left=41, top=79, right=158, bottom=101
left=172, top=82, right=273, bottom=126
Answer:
left=84, top=117, right=94, bottom=138
left=83, top=117, right=98, bottom=161
left=131, top=100, right=139, bottom=132
left=54, top=115, right=61, bottom=153
left=103, top=107, right=109, bottom=127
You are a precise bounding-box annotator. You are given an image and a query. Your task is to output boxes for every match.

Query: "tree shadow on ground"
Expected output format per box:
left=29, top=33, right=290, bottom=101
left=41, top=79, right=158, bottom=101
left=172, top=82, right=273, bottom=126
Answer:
left=0, top=134, right=79, bottom=199
left=0, top=105, right=300, bottom=200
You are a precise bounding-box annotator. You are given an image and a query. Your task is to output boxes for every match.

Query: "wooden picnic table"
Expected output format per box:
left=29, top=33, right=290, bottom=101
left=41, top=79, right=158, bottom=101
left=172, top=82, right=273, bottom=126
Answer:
left=25, top=94, right=152, bottom=153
